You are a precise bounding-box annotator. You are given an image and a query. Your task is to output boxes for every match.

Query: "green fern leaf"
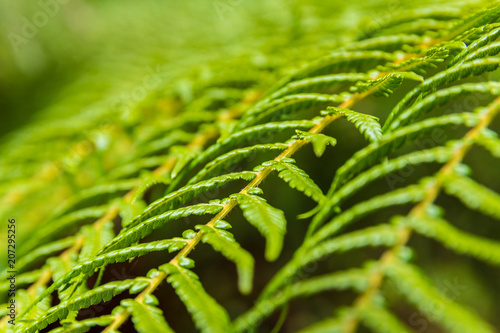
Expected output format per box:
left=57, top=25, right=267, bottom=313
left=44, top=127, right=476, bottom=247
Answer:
left=189, top=143, right=288, bottom=184
left=322, top=107, right=382, bottom=142
left=448, top=27, right=500, bottom=67
left=122, top=299, right=174, bottom=333
left=476, top=128, right=500, bottom=157
left=402, top=215, right=500, bottom=265
left=232, top=193, right=287, bottom=261
left=269, top=159, right=325, bottom=202
left=25, top=279, right=140, bottom=333
left=359, top=305, right=414, bottom=333
left=350, top=72, right=423, bottom=97
left=261, top=225, right=399, bottom=299
left=49, top=315, right=115, bottom=333
left=387, top=262, right=494, bottom=333
left=234, top=269, right=368, bottom=332
left=294, top=130, right=337, bottom=157
left=104, top=203, right=222, bottom=252
left=197, top=224, right=254, bottom=294
left=379, top=46, right=450, bottom=75
left=443, top=174, right=500, bottom=220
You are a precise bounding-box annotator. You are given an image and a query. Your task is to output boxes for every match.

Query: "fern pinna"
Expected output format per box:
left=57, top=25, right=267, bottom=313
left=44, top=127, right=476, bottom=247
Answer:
left=1, top=1, right=500, bottom=332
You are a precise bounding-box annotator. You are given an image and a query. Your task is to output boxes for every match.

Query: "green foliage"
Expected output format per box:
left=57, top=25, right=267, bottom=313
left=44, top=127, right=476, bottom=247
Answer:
left=2, top=0, right=500, bottom=332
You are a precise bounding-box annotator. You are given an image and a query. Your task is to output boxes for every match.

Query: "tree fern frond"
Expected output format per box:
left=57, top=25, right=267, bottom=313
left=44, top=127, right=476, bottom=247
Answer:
left=269, top=73, right=370, bottom=100
left=197, top=224, right=254, bottom=294
left=189, top=143, right=288, bottom=184
left=24, top=279, right=141, bottom=333
left=475, top=128, right=500, bottom=157
left=386, top=262, right=494, bottom=333
left=231, top=193, right=287, bottom=261
left=161, top=264, right=232, bottom=333
left=387, top=81, right=500, bottom=132
left=358, top=304, right=414, bottom=333
left=326, top=113, right=477, bottom=200
left=293, top=130, right=337, bottom=157
left=309, top=184, right=427, bottom=245
left=402, top=215, right=500, bottom=265
left=102, top=203, right=220, bottom=253
left=384, top=57, right=500, bottom=130
left=122, top=299, right=174, bottom=333
left=78, top=221, right=115, bottom=263
left=448, top=27, right=500, bottom=67
left=322, top=107, right=382, bottom=142
left=123, top=171, right=256, bottom=233
left=237, top=93, right=346, bottom=129
left=234, top=268, right=369, bottom=332
left=361, top=7, right=462, bottom=39
left=282, top=51, right=397, bottom=85
left=48, top=315, right=115, bottom=333
left=261, top=225, right=399, bottom=300
left=269, top=159, right=325, bottom=203
left=445, top=3, right=500, bottom=41
left=350, top=72, right=423, bottom=97
left=178, top=120, right=315, bottom=183
left=21, top=240, right=187, bottom=319
left=377, top=46, right=450, bottom=75
left=6, top=2, right=500, bottom=332
left=442, top=174, right=500, bottom=220
left=344, top=34, right=426, bottom=52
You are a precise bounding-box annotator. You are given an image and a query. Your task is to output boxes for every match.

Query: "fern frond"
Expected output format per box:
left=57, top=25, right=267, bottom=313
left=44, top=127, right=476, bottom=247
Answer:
left=161, top=264, right=232, bottom=333
left=386, top=262, right=494, bottom=333
left=237, top=93, right=345, bottom=129
left=384, top=57, right=500, bottom=130
left=122, top=171, right=255, bottom=233
left=261, top=225, right=399, bottom=300
left=234, top=268, right=369, bottom=332
left=102, top=203, right=220, bottom=253
left=24, top=279, right=142, bottom=333
left=475, top=128, right=500, bottom=157
left=268, top=159, right=325, bottom=203
left=403, top=215, right=500, bottom=265
left=358, top=305, right=413, bottom=333
left=442, top=174, right=500, bottom=219
left=6, top=2, right=500, bottom=332
left=322, top=107, right=382, bottom=142
left=21, top=239, right=187, bottom=319
left=387, top=81, right=500, bottom=131
left=197, top=224, right=254, bottom=294
left=189, top=143, right=288, bottom=184
left=122, top=299, right=174, bottom=333
left=448, top=27, right=500, bottom=67
left=350, top=72, right=423, bottom=97
left=377, top=46, right=450, bottom=75
left=49, top=315, right=115, bottom=333
left=231, top=193, right=287, bottom=261
left=293, top=130, right=337, bottom=157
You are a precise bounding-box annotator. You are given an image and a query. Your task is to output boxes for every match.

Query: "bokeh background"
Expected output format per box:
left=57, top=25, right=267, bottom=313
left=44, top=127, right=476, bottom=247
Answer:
left=1, top=0, right=499, bottom=332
